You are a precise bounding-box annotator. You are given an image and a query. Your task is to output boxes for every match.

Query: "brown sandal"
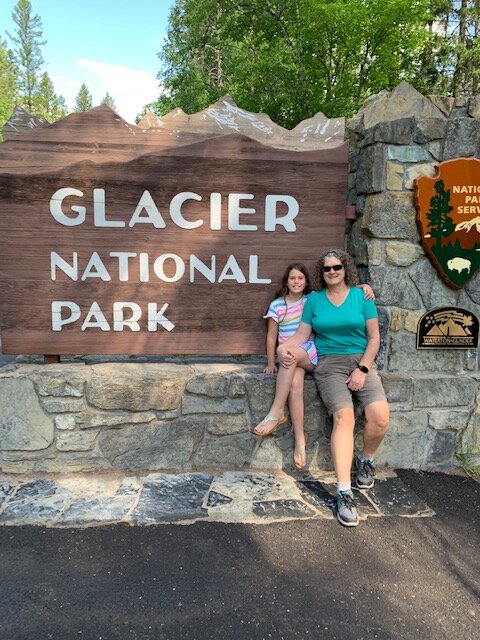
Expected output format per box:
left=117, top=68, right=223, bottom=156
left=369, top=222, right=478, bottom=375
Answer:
left=253, top=414, right=287, bottom=436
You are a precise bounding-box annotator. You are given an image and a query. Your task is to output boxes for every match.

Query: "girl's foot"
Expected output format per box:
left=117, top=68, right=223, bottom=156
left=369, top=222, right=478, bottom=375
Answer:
left=253, top=414, right=287, bottom=436
left=293, top=432, right=308, bottom=469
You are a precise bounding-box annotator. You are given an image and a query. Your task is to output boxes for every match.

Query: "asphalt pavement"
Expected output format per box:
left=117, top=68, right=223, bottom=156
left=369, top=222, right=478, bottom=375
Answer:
left=0, top=469, right=478, bottom=640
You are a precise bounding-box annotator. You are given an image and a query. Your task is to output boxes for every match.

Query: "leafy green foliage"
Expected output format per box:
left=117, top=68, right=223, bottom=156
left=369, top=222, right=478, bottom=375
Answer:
left=0, top=38, right=17, bottom=141
left=149, top=0, right=480, bottom=124
left=456, top=453, right=480, bottom=482
left=151, top=0, right=431, bottom=126
left=414, top=0, right=480, bottom=96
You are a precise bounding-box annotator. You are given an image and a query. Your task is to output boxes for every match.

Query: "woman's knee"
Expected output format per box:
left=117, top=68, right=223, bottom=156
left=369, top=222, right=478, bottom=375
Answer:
left=332, top=408, right=355, bottom=431
left=365, top=402, right=389, bottom=433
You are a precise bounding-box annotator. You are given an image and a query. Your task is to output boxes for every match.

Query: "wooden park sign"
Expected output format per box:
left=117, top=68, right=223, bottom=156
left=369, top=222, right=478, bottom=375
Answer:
left=415, top=157, right=480, bottom=289
left=0, top=99, right=348, bottom=356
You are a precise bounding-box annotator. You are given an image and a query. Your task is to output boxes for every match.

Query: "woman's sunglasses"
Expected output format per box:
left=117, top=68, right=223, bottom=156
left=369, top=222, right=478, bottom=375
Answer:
left=322, top=264, right=344, bottom=272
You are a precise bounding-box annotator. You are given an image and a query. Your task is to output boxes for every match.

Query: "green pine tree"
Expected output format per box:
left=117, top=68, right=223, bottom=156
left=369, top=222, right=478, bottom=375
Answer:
left=427, top=180, right=455, bottom=249
left=74, top=82, right=92, bottom=112
left=100, top=92, right=117, bottom=111
left=33, top=71, right=68, bottom=121
left=7, top=0, right=46, bottom=111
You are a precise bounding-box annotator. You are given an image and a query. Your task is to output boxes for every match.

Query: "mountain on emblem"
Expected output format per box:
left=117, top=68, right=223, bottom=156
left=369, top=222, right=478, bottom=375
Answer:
left=415, top=158, right=480, bottom=289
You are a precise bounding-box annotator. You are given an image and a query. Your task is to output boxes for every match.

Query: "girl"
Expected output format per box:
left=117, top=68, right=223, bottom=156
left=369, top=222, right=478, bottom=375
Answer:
left=254, top=262, right=375, bottom=471
left=253, top=262, right=317, bottom=469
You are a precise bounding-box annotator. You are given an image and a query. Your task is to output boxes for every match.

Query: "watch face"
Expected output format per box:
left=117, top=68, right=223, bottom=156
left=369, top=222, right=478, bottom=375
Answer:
left=358, top=365, right=368, bottom=373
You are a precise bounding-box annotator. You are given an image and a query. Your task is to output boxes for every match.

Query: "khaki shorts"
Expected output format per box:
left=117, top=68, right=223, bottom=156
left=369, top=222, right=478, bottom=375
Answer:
left=314, top=354, right=387, bottom=414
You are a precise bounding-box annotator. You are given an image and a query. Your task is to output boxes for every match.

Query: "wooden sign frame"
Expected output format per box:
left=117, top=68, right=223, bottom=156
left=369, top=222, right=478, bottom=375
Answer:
left=0, top=108, right=348, bottom=356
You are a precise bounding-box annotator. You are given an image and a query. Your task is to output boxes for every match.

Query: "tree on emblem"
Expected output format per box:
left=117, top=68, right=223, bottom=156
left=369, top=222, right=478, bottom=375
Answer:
left=427, top=180, right=455, bottom=248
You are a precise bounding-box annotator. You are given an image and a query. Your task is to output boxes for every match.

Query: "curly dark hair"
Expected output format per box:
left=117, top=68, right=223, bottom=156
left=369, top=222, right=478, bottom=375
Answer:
left=313, top=248, right=359, bottom=290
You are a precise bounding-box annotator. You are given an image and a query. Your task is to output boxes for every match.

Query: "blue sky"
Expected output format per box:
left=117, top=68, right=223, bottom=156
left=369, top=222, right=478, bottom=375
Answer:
left=0, top=0, right=176, bottom=122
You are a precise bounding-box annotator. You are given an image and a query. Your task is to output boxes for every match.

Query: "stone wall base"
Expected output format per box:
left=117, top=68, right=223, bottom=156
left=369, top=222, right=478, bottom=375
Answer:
left=0, top=363, right=478, bottom=474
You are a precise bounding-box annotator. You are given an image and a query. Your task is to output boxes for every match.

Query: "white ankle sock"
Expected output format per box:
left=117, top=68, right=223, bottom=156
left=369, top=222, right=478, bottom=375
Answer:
left=337, top=482, right=352, bottom=494
left=358, top=452, right=374, bottom=464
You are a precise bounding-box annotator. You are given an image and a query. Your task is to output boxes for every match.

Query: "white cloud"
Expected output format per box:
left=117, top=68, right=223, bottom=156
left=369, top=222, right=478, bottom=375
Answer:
left=74, top=59, right=161, bottom=122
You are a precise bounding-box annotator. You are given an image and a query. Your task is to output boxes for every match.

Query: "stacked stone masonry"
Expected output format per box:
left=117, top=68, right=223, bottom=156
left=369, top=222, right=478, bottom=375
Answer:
left=0, top=359, right=477, bottom=474
left=347, top=81, right=479, bottom=470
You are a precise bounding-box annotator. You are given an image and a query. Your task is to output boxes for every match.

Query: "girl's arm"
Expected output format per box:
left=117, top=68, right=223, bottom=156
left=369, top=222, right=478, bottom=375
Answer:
left=264, top=318, right=279, bottom=374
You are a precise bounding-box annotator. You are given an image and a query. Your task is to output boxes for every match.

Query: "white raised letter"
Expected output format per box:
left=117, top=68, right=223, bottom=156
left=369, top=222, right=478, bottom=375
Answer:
left=81, top=302, right=110, bottom=331
left=113, top=302, right=141, bottom=331
left=51, top=252, right=78, bottom=281
left=153, top=254, right=185, bottom=282
left=265, top=195, right=298, bottom=231
left=50, top=188, right=85, bottom=226
left=93, top=188, right=125, bottom=227
left=109, top=252, right=137, bottom=281
left=129, top=191, right=166, bottom=228
left=139, top=253, right=149, bottom=282
left=148, top=303, right=175, bottom=332
left=170, top=192, right=203, bottom=229
left=190, top=255, right=216, bottom=283
left=81, top=252, right=111, bottom=281
left=51, top=301, right=81, bottom=330
left=249, top=255, right=271, bottom=284
left=228, top=194, right=256, bottom=231
left=210, top=193, right=222, bottom=230
left=218, top=255, right=246, bottom=283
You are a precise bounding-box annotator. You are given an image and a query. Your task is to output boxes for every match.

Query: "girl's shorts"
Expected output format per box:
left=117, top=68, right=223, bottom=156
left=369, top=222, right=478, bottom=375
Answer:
left=299, top=340, right=318, bottom=366
left=314, top=354, right=387, bottom=414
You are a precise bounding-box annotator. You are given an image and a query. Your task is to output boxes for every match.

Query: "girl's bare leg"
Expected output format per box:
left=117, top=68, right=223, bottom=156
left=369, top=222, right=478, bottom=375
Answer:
left=288, top=367, right=309, bottom=468
left=254, top=347, right=313, bottom=436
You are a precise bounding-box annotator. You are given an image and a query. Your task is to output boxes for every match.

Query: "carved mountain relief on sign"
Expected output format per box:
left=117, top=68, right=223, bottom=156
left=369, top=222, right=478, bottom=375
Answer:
left=0, top=101, right=348, bottom=356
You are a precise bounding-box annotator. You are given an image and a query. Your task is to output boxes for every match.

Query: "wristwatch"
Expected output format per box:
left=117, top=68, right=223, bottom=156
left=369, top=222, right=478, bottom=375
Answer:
left=357, top=364, right=369, bottom=374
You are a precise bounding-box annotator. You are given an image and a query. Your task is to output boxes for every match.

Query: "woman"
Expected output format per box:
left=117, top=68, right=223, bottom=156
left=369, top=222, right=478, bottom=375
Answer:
left=278, top=249, right=389, bottom=527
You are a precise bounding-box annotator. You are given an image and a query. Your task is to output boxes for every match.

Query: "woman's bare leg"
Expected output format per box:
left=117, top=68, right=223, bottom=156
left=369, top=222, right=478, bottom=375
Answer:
left=330, top=407, right=355, bottom=483
left=362, top=401, right=389, bottom=458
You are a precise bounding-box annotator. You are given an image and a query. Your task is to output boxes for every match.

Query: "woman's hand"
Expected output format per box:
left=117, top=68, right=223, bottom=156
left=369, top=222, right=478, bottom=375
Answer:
left=346, top=367, right=367, bottom=391
left=277, top=345, right=297, bottom=369
left=360, top=284, right=375, bottom=300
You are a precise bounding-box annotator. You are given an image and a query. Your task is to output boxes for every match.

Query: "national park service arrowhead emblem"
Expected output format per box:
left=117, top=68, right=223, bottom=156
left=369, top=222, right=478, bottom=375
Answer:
left=415, top=158, right=480, bottom=289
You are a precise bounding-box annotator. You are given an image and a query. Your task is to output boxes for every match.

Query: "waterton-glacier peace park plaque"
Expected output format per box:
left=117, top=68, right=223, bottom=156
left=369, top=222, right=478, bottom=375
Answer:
left=0, top=99, right=348, bottom=356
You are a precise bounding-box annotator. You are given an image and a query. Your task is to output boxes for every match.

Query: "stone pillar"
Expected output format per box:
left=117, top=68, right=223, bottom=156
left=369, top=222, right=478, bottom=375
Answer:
left=346, top=81, right=480, bottom=471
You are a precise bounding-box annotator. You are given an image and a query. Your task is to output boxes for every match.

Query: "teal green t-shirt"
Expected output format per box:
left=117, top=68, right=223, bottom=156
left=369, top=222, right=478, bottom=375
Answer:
left=301, top=287, right=378, bottom=356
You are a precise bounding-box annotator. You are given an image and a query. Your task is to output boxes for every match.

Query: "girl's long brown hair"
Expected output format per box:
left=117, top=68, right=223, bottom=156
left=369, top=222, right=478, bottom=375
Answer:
left=267, top=262, right=312, bottom=320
